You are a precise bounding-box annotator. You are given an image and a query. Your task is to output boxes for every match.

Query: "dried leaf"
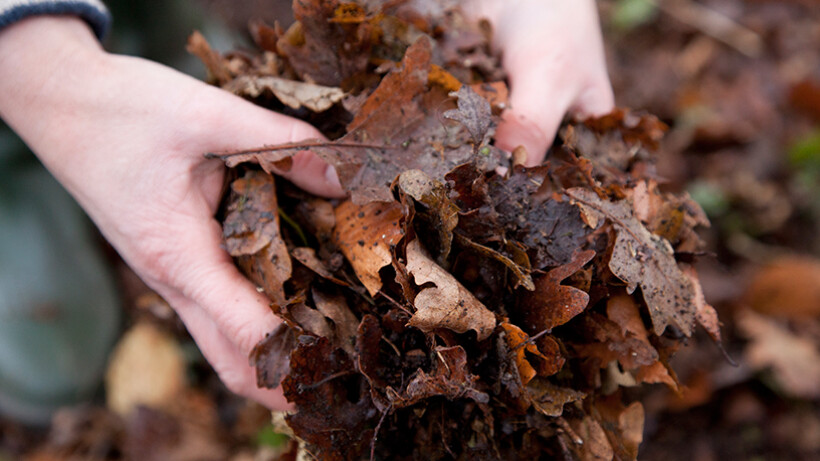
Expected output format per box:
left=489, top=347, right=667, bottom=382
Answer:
left=500, top=322, right=544, bottom=385
left=250, top=323, right=296, bottom=389
left=282, top=336, right=375, bottom=459
left=312, top=288, right=359, bottom=356
left=388, top=346, right=489, bottom=407
left=187, top=31, right=231, bottom=84
left=405, top=239, right=496, bottom=340
left=225, top=75, right=345, bottom=112
left=519, top=250, right=595, bottom=334
left=223, top=171, right=291, bottom=304
left=744, top=256, right=820, bottom=319
left=737, top=309, right=820, bottom=399
left=682, top=265, right=722, bottom=343
left=566, top=188, right=698, bottom=337
left=443, top=85, right=493, bottom=145
left=397, top=169, right=459, bottom=263
left=333, top=199, right=404, bottom=296
left=526, top=379, right=585, bottom=417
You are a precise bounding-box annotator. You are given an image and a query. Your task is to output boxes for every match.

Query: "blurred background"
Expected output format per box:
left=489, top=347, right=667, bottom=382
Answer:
left=1, top=0, right=818, bottom=459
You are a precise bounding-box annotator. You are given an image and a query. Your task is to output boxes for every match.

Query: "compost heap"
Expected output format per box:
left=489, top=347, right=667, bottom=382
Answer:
left=190, top=1, right=722, bottom=459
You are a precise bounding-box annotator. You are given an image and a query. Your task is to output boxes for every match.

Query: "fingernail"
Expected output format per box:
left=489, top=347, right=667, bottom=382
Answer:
left=325, top=166, right=344, bottom=193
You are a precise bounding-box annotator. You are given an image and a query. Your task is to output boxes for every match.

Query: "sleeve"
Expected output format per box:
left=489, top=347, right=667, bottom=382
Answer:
left=0, top=0, right=110, bottom=40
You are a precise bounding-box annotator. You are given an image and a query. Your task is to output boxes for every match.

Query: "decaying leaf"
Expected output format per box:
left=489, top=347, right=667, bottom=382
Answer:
left=204, top=3, right=724, bottom=457
left=443, top=85, right=493, bottom=145
left=223, top=171, right=291, bottom=304
left=567, top=188, right=698, bottom=337
left=250, top=323, right=296, bottom=389
left=405, top=239, right=496, bottom=340
left=388, top=345, right=489, bottom=408
left=397, top=169, right=459, bottom=263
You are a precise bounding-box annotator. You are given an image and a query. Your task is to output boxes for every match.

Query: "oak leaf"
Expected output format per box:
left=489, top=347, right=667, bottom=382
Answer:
left=566, top=188, right=698, bottom=337
left=405, top=239, right=496, bottom=340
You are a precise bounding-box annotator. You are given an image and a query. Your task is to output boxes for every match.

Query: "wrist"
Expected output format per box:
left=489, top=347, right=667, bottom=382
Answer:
left=0, top=16, right=106, bottom=143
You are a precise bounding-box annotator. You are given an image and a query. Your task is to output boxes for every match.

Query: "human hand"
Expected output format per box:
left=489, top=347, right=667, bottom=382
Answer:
left=467, top=0, right=615, bottom=165
left=0, top=17, right=343, bottom=409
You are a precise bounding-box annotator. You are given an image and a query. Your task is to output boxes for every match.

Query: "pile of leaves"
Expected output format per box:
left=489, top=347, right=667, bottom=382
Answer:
left=189, top=1, right=722, bottom=459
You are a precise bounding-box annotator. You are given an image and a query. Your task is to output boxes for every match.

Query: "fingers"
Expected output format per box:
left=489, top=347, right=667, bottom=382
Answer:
left=494, top=57, right=576, bottom=166
left=205, top=91, right=346, bottom=198
left=172, top=298, right=292, bottom=410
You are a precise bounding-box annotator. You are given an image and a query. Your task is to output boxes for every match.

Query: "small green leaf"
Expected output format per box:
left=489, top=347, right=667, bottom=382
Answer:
left=788, top=130, right=820, bottom=170
left=612, top=0, right=658, bottom=31
left=256, top=424, right=290, bottom=448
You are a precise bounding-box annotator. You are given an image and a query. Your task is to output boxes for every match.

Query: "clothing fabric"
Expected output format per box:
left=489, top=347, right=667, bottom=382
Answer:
left=0, top=0, right=109, bottom=39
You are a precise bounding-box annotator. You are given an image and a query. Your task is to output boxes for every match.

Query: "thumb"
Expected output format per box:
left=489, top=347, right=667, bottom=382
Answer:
left=207, top=91, right=345, bottom=198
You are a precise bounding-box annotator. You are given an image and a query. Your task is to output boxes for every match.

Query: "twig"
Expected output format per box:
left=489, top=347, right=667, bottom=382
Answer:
left=511, top=328, right=551, bottom=353
left=206, top=140, right=398, bottom=159
left=300, top=370, right=354, bottom=390
left=370, top=404, right=392, bottom=461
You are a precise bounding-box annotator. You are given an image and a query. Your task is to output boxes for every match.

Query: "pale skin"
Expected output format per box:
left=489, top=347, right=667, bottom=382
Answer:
left=0, top=0, right=611, bottom=410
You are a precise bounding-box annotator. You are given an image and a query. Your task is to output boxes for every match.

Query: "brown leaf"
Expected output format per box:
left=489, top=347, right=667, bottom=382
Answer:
left=213, top=38, right=499, bottom=204
left=566, top=188, right=699, bottom=337
left=500, top=322, right=544, bottom=385
left=223, top=171, right=291, bottom=304
left=526, top=379, right=585, bottom=417
left=518, top=250, right=595, bottom=334
left=595, top=396, right=644, bottom=461
left=682, top=265, right=722, bottom=343
left=443, top=85, right=493, bottom=145
left=250, top=323, right=296, bottom=389
left=278, top=0, right=372, bottom=87
left=397, top=169, right=459, bottom=263
left=312, top=287, right=359, bottom=356
left=566, top=416, right=615, bottom=461
left=489, top=167, right=591, bottom=268
left=282, top=336, right=375, bottom=460
left=405, top=239, right=496, bottom=340
left=291, top=247, right=347, bottom=285
left=737, top=309, right=820, bottom=399
left=333, top=199, right=404, bottom=296
left=186, top=31, right=231, bottom=84
left=224, top=75, right=345, bottom=112
left=744, top=255, right=820, bottom=319
left=388, top=345, right=489, bottom=408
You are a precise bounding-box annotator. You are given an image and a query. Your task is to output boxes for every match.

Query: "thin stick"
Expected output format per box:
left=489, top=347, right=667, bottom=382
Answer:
left=206, top=141, right=398, bottom=159
left=370, top=404, right=392, bottom=461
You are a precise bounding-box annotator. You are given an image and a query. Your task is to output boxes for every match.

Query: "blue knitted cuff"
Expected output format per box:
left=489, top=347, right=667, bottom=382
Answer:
left=0, top=1, right=110, bottom=40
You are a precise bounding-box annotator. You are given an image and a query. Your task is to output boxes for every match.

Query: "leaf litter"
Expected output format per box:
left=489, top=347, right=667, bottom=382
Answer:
left=194, top=1, right=720, bottom=459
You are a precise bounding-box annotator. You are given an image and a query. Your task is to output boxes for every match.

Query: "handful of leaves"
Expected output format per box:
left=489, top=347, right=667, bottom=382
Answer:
left=191, top=1, right=721, bottom=459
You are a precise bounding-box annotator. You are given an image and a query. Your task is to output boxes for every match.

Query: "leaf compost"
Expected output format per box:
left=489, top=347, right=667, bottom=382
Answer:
left=196, top=1, right=719, bottom=459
